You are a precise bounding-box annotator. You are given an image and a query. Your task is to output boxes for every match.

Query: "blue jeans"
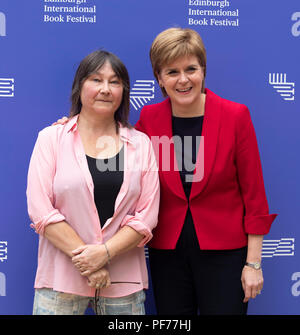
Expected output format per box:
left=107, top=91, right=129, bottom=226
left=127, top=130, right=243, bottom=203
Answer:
left=32, top=288, right=145, bottom=315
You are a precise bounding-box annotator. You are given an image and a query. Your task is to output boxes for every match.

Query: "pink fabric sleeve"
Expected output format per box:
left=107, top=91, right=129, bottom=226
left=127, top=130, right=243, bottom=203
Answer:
left=121, top=136, right=160, bottom=246
left=26, top=127, right=66, bottom=235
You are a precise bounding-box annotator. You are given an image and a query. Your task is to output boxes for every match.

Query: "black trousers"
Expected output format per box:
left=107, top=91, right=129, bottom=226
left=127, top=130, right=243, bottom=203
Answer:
left=149, top=210, right=248, bottom=315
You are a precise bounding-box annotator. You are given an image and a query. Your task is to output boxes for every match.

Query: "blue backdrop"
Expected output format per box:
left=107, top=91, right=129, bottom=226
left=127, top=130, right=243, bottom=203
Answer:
left=0, top=0, right=299, bottom=315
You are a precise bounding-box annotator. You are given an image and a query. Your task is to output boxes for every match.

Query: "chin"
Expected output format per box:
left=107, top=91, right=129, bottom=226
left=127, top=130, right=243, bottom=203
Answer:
left=175, top=97, right=196, bottom=106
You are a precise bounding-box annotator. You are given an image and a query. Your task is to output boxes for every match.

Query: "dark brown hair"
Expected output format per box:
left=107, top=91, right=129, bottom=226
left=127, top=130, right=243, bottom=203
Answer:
left=70, top=50, right=131, bottom=128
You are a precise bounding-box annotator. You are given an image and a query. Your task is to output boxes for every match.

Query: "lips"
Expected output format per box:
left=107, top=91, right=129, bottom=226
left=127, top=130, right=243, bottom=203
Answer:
left=97, top=99, right=112, bottom=103
left=176, top=87, right=192, bottom=93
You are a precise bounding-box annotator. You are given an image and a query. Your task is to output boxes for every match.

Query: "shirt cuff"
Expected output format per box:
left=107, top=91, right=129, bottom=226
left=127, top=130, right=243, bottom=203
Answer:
left=30, top=210, right=66, bottom=235
left=244, top=214, right=278, bottom=235
left=121, top=215, right=153, bottom=247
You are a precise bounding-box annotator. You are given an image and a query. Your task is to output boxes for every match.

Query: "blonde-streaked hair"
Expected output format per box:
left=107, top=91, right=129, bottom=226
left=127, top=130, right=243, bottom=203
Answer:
left=150, top=27, right=207, bottom=96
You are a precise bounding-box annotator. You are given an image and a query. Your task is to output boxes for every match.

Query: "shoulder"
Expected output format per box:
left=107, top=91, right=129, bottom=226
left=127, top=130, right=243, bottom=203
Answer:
left=127, top=127, right=152, bottom=146
left=207, top=88, right=247, bottom=111
left=125, top=127, right=155, bottom=161
left=35, top=124, right=65, bottom=149
left=136, top=98, right=171, bottom=135
left=206, top=88, right=250, bottom=120
left=38, top=116, right=78, bottom=141
left=140, top=98, right=171, bottom=117
left=38, top=124, right=64, bottom=137
left=38, top=123, right=64, bottom=138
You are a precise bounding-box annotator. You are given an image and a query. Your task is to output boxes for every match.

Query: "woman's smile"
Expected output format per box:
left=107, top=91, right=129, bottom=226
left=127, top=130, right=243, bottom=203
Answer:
left=176, top=87, right=193, bottom=94
left=157, top=55, right=204, bottom=116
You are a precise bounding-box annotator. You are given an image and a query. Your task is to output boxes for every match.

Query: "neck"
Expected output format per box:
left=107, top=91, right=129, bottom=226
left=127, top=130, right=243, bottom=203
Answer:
left=171, top=93, right=206, bottom=118
left=77, top=110, right=117, bottom=136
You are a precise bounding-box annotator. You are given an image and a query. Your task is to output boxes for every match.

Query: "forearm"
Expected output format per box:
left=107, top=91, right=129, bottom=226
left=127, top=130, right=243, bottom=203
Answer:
left=105, top=225, right=144, bottom=261
left=246, top=234, right=264, bottom=263
left=44, top=221, right=85, bottom=258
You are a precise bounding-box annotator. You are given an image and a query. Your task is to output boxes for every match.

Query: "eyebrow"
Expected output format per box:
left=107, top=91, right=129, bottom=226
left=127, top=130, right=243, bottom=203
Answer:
left=164, top=64, right=200, bottom=71
left=90, top=71, right=119, bottom=79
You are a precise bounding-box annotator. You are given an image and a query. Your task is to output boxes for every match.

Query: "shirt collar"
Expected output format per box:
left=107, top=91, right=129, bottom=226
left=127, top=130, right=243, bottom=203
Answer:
left=66, top=114, right=134, bottom=145
left=66, top=115, right=79, bottom=133
left=119, top=125, right=134, bottom=145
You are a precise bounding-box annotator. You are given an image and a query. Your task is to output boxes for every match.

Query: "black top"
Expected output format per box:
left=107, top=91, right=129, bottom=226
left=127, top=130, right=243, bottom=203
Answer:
left=172, top=115, right=204, bottom=200
left=172, top=115, right=204, bottom=248
left=86, top=146, right=124, bottom=227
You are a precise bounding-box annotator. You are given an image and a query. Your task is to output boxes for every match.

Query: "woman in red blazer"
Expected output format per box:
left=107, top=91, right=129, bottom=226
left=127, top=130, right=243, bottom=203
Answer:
left=135, top=27, right=277, bottom=315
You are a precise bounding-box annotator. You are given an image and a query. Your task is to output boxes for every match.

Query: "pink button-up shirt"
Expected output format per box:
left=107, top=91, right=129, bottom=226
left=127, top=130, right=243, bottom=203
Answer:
left=26, top=116, right=160, bottom=297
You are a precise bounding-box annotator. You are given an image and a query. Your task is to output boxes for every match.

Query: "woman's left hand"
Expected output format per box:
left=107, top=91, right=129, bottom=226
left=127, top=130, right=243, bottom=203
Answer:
left=241, top=266, right=264, bottom=303
left=71, top=244, right=108, bottom=276
left=87, top=268, right=111, bottom=289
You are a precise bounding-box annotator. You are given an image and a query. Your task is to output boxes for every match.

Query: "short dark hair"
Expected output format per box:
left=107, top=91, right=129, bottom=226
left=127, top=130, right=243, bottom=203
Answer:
left=70, top=50, right=131, bottom=128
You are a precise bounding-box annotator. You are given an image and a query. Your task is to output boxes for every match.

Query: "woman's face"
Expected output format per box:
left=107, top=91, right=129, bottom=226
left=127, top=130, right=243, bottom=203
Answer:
left=157, top=55, right=204, bottom=113
left=80, top=61, right=123, bottom=117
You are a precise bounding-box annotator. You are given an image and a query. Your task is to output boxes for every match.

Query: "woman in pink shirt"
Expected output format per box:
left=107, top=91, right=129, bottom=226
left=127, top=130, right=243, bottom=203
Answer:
left=26, top=50, right=160, bottom=315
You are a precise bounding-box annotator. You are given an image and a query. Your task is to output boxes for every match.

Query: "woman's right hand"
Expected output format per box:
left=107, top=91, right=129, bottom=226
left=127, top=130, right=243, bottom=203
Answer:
left=72, top=244, right=109, bottom=276
left=87, top=268, right=111, bottom=289
left=51, top=116, right=69, bottom=126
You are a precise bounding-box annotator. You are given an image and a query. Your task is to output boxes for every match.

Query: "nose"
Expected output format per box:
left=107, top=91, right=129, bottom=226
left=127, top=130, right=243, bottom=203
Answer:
left=178, top=71, right=189, bottom=84
left=99, top=81, right=110, bottom=94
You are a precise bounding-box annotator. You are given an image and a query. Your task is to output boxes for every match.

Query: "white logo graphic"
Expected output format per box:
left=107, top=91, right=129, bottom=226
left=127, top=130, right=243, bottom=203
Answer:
left=0, top=272, right=5, bottom=296
left=262, top=238, right=295, bottom=258
left=291, top=272, right=300, bottom=297
left=0, top=12, right=6, bottom=37
left=147, top=241, right=295, bottom=259
left=130, top=80, right=155, bottom=110
left=0, top=241, right=7, bottom=262
left=269, top=73, right=295, bottom=101
left=144, top=246, right=149, bottom=259
left=0, top=78, right=14, bottom=97
left=291, top=12, right=300, bottom=37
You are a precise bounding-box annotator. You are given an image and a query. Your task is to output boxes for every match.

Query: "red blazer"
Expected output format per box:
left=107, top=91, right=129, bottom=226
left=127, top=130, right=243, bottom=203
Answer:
left=135, top=88, right=277, bottom=250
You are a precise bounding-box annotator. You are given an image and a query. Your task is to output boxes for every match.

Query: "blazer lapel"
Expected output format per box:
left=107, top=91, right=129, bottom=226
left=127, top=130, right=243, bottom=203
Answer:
left=190, top=89, right=222, bottom=200
left=156, top=99, right=187, bottom=201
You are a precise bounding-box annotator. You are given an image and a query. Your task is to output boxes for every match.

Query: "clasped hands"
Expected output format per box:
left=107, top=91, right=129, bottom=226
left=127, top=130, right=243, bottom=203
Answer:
left=72, top=244, right=111, bottom=289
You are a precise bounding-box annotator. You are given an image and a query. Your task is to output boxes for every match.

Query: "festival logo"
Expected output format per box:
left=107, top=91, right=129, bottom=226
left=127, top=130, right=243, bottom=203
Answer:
left=0, top=273, right=6, bottom=297
left=262, top=238, right=295, bottom=258
left=0, top=78, right=14, bottom=97
left=0, top=241, right=7, bottom=297
left=187, top=0, right=240, bottom=28
left=269, top=73, right=295, bottom=101
left=0, top=12, right=6, bottom=36
left=43, top=0, right=97, bottom=24
left=0, top=241, right=7, bottom=263
left=144, top=246, right=149, bottom=259
left=130, top=80, right=155, bottom=111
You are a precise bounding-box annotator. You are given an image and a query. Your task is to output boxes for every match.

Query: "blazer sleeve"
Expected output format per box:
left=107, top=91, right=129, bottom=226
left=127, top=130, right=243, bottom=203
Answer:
left=235, top=106, right=277, bottom=234
left=26, top=127, right=66, bottom=235
left=121, top=134, right=160, bottom=246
